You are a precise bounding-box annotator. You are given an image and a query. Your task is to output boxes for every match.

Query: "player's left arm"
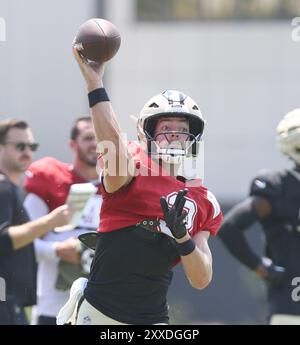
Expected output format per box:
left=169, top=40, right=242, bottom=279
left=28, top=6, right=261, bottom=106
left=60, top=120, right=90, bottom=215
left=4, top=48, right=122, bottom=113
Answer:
left=179, top=230, right=212, bottom=290
left=160, top=189, right=221, bottom=290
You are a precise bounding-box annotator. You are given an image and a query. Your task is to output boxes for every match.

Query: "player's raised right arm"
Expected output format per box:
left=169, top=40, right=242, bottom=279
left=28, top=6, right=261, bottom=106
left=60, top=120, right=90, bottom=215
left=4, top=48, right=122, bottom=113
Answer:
left=72, top=45, right=134, bottom=193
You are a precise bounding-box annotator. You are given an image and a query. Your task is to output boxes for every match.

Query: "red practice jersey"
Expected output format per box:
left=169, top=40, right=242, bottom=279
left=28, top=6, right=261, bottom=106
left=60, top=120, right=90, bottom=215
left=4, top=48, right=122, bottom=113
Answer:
left=99, top=143, right=222, bottom=237
left=24, top=157, right=100, bottom=211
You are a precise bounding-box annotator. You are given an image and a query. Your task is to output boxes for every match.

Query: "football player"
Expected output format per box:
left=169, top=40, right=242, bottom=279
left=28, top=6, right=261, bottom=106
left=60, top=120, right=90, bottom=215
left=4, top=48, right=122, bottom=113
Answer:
left=60, top=44, right=223, bottom=325
left=23, top=116, right=102, bottom=325
left=219, top=109, right=300, bottom=325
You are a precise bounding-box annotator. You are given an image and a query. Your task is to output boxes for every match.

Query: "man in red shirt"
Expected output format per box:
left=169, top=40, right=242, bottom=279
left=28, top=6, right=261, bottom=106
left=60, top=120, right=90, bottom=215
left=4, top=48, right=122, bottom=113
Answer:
left=65, top=44, right=222, bottom=325
left=24, top=117, right=102, bottom=325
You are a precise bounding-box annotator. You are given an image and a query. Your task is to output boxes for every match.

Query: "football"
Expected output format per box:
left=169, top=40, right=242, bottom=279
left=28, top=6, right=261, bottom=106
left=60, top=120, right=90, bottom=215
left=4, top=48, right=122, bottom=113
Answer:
left=74, top=18, right=121, bottom=63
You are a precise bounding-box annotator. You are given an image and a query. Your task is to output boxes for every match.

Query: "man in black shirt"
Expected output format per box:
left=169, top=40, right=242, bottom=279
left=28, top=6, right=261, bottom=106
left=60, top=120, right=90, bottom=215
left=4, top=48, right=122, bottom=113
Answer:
left=219, top=109, right=300, bottom=325
left=0, top=119, right=70, bottom=324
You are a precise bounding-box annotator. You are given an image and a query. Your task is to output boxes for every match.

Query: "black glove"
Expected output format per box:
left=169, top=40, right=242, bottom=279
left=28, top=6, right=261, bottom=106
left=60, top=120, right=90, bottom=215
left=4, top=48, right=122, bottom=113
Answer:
left=261, top=258, right=286, bottom=286
left=160, top=189, right=188, bottom=239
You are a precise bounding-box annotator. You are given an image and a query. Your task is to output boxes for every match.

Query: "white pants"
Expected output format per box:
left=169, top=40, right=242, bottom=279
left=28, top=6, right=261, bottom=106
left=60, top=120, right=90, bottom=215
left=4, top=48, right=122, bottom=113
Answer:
left=75, top=299, right=168, bottom=325
left=270, top=314, right=300, bottom=325
left=76, top=299, right=127, bottom=325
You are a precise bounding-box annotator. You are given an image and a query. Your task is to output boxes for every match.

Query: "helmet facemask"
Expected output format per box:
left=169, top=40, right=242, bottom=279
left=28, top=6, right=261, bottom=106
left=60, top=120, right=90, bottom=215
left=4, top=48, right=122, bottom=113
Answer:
left=148, top=126, right=201, bottom=165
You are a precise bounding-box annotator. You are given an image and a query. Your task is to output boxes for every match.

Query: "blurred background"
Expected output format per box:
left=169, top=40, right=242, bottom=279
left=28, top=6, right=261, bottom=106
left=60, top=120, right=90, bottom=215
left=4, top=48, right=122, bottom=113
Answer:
left=1, top=0, right=300, bottom=324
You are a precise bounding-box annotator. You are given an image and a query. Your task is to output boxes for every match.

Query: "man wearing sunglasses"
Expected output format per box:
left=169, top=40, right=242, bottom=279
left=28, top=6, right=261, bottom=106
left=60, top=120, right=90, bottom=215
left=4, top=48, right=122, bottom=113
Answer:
left=5, top=141, right=39, bottom=153
left=0, top=118, right=71, bottom=324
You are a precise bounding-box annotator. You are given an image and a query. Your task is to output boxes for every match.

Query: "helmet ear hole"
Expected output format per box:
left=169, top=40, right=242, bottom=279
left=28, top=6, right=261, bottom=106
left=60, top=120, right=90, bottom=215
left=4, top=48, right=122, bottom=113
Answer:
left=144, top=118, right=157, bottom=140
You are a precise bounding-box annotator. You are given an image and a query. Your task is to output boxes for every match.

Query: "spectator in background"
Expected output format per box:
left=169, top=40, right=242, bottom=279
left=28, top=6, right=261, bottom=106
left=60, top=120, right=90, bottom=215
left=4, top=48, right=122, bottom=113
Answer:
left=0, top=118, right=70, bottom=325
left=24, top=116, right=102, bottom=325
left=219, top=109, right=300, bottom=325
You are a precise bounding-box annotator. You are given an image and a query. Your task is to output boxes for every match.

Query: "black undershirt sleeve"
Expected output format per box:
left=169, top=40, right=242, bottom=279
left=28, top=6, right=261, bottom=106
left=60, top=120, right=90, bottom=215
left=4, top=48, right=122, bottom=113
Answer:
left=218, top=197, right=261, bottom=270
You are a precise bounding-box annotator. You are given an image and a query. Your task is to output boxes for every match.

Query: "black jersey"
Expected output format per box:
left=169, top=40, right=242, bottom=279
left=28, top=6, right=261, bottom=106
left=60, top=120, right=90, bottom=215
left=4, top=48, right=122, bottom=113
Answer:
left=0, top=173, right=37, bottom=307
left=250, top=168, right=300, bottom=315
left=84, top=226, right=179, bottom=324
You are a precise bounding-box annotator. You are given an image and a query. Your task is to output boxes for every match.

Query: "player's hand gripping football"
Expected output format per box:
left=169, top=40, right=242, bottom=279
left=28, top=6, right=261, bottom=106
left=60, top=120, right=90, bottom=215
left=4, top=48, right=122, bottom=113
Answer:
left=160, top=189, right=188, bottom=240
left=72, top=39, right=105, bottom=91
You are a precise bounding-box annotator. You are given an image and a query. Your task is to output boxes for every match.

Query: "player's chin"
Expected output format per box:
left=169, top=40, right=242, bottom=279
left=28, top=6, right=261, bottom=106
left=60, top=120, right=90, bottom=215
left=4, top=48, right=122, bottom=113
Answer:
left=85, top=151, right=97, bottom=160
left=91, top=152, right=98, bottom=161
left=86, top=157, right=98, bottom=167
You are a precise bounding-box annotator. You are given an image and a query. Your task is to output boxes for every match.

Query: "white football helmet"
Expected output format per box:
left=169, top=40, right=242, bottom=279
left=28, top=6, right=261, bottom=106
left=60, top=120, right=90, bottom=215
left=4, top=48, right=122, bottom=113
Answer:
left=277, top=109, right=300, bottom=165
left=137, top=90, right=205, bottom=164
